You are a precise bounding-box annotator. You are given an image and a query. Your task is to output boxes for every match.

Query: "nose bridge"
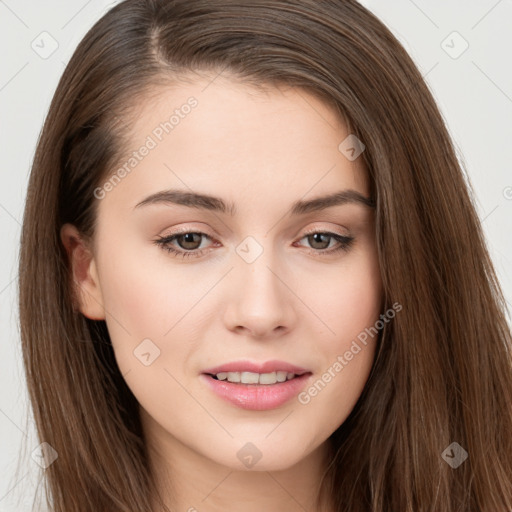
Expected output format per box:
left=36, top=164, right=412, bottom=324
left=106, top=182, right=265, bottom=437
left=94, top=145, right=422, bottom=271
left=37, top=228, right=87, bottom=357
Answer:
left=226, top=234, right=295, bottom=336
left=236, top=234, right=284, bottom=303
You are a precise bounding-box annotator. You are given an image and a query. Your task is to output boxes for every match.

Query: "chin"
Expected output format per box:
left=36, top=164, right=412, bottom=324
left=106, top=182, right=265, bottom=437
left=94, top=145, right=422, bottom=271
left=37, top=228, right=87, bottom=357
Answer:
left=206, top=436, right=320, bottom=473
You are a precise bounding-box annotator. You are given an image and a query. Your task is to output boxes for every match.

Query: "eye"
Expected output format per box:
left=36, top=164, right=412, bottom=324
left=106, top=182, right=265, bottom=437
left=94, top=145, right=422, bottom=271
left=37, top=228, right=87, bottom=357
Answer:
left=153, top=229, right=354, bottom=259
left=153, top=230, right=215, bottom=259
left=295, top=230, right=354, bottom=256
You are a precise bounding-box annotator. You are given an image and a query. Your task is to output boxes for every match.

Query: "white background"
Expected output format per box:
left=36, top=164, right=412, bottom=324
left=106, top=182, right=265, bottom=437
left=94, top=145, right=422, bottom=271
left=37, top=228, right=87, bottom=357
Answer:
left=1, top=1, right=511, bottom=510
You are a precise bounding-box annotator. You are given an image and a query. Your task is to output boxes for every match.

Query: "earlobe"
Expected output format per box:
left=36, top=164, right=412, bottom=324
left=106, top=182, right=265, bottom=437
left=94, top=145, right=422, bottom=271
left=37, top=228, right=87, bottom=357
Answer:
left=60, top=223, right=105, bottom=320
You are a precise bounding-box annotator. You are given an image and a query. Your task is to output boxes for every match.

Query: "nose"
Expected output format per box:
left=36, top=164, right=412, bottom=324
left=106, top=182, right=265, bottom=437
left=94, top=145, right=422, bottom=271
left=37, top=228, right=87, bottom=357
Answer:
left=223, top=247, right=297, bottom=339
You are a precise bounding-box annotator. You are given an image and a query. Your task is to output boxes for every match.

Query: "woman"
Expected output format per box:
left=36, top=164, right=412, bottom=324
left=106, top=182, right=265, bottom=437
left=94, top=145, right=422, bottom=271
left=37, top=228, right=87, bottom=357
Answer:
left=17, top=0, right=512, bottom=511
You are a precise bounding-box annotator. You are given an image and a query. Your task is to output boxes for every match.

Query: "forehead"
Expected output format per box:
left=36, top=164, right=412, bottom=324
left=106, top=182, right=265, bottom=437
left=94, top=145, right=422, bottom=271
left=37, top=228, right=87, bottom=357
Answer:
left=100, top=73, right=370, bottom=215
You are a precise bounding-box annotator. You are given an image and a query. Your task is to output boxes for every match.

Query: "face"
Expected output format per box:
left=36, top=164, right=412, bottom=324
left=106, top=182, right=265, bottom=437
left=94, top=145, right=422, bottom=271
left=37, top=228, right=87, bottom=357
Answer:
left=62, top=74, right=382, bottom=473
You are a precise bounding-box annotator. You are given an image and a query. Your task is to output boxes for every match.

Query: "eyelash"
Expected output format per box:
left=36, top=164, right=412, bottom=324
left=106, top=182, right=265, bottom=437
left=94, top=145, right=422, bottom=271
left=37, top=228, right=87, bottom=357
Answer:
left=153, top=228, right=354, bottom=259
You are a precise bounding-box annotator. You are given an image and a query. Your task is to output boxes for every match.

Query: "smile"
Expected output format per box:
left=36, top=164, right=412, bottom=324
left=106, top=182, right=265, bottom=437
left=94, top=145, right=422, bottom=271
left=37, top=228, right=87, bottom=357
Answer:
left=210, top=370, right=299, bottom=385
left=200, top=361, right=313, bottom=411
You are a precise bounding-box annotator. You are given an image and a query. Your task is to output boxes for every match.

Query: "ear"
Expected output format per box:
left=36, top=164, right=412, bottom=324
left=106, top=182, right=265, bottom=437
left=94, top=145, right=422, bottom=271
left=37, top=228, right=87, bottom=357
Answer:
left=60, top=223, right=105, bottom=320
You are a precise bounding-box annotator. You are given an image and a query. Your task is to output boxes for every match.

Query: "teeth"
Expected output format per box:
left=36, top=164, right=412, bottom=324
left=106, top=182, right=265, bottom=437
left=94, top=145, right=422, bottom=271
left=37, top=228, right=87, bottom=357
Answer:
left=257, top=372, right=276, bottom=385
left=227, top=372, right=240, bottom=383
left=276, top=371, right=287, bottom=382
left=241, top=371, right=261, bottom=384
left=213, top=371, right=297, bottom=384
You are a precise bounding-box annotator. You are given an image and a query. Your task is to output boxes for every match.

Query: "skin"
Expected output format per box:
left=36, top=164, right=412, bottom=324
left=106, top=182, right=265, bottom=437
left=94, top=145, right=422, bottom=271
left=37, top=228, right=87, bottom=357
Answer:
left=61, top=73, right=383, bottom=512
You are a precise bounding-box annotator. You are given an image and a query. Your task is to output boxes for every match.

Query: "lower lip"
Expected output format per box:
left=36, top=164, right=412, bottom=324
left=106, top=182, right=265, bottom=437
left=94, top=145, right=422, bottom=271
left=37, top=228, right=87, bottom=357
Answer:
left=200, top=373, right=312, bottom=411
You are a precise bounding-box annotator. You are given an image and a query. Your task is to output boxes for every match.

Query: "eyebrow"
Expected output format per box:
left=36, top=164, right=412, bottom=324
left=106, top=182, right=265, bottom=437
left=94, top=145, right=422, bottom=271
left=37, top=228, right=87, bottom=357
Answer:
left=134, top=188, right=375, bottom=216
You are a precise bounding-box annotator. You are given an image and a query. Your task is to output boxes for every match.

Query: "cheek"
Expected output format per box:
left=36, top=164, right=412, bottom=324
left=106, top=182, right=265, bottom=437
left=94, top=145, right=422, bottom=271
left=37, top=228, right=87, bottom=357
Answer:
left=311, top=250, right=382, bottom=344
left=94, top=237, right=211, bottom=378
left=336, top=272, right=382, bottom=342
left=97, top=233, right=211, bottom=334
left=95, top=248, right=207, bottom=424
left=299, top=252, right=382, bottom=423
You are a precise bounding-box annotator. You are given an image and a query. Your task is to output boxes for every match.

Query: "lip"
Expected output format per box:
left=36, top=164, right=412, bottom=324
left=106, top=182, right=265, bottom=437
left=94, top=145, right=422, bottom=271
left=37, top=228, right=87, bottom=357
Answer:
left=200, top=360, right=312, bottom=411
left=202, top=360, right=310, bottom=376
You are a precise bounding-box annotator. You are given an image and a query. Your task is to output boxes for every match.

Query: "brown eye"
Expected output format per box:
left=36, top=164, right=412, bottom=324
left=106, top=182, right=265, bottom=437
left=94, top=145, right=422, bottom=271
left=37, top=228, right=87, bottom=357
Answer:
left=296, top=231, right=354, bottom=255
left=174, top=232, right=203, bottom=250
left=154, top=231, right=214, bottom=259
left=306, top=233, right=331, bottom=250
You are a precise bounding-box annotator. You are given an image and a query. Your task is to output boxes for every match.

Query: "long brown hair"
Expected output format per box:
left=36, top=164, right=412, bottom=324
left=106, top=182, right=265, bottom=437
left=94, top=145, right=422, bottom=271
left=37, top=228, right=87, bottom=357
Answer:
left=17, top=0, right=512, bottom=510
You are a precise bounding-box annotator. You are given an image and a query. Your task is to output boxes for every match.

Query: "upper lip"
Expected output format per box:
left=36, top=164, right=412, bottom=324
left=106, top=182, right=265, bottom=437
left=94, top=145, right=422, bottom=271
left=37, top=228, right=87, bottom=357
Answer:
left=202, top=360, right=310, bottom=376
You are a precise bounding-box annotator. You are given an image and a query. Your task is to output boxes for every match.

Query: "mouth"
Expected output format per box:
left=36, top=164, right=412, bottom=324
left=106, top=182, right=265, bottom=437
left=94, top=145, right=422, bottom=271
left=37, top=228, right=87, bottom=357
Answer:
left=200, top=364, right=313, bottom=411
left=206, top=370, right=305, bottom=385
